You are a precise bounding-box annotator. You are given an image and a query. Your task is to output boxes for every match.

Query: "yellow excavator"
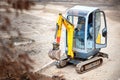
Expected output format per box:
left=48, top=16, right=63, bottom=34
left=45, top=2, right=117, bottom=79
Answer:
left=48, top=6, right=108, bottom=73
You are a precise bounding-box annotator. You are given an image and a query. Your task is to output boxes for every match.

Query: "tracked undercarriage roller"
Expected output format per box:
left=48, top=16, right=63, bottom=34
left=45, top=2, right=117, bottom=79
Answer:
left=55, top=57, right=103, bottom=74
left=56, top=59, right=68, bottom=68
left=76, top=57, right=103, bottom=74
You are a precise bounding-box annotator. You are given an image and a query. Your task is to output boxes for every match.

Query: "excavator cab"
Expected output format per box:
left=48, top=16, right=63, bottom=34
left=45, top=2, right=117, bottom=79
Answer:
left=66, top=6, right=107, bottom=59
left=48, top=6, right=108, bottom=73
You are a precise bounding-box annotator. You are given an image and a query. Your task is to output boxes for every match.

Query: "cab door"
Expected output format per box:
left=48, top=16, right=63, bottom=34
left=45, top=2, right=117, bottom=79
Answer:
left=93, top=10, right=107, bottom=49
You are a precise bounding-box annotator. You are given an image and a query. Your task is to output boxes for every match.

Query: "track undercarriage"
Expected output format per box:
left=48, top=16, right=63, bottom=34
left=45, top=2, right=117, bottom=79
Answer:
left=49, top=50, right=108, bottom=74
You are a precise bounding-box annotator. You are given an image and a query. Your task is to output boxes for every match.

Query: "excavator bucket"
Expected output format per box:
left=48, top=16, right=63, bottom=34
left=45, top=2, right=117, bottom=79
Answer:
left=48, top=49, right=61, bottom=60
left=48, top=42, right=61, bottom=60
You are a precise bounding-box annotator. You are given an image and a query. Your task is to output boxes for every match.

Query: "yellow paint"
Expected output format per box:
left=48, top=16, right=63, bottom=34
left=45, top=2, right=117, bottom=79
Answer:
left=55, top=13, right=74, bottom=58
left=96, top=33, right=101, bottom=44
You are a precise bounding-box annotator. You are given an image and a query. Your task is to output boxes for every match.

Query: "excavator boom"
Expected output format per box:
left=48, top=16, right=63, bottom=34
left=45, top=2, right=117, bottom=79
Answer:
left=49, top=13, right=74, bottom=59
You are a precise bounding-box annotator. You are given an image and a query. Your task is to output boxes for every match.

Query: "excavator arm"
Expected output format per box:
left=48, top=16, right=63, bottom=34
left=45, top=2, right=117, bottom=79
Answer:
left=53, top=13, right=74, bottom=59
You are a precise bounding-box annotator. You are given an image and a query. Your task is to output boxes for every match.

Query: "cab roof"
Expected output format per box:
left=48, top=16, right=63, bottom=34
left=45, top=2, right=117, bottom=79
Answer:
left=66, top=6, right=99, bottom=17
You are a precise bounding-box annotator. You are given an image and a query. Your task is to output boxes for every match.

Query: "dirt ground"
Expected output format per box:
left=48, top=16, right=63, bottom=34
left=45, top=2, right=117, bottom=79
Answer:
left=1, top=1, right=120, bottom=80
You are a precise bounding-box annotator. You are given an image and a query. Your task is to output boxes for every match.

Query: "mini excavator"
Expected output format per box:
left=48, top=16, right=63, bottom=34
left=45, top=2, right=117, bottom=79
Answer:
left=48, top=6, right=108, bottom=73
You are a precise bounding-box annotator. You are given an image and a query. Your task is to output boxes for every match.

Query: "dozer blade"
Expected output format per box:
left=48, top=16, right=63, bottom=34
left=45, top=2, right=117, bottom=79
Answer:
left=76, top=57, right=103, bottom=74
left=48, top=49, right=61, bottom=60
